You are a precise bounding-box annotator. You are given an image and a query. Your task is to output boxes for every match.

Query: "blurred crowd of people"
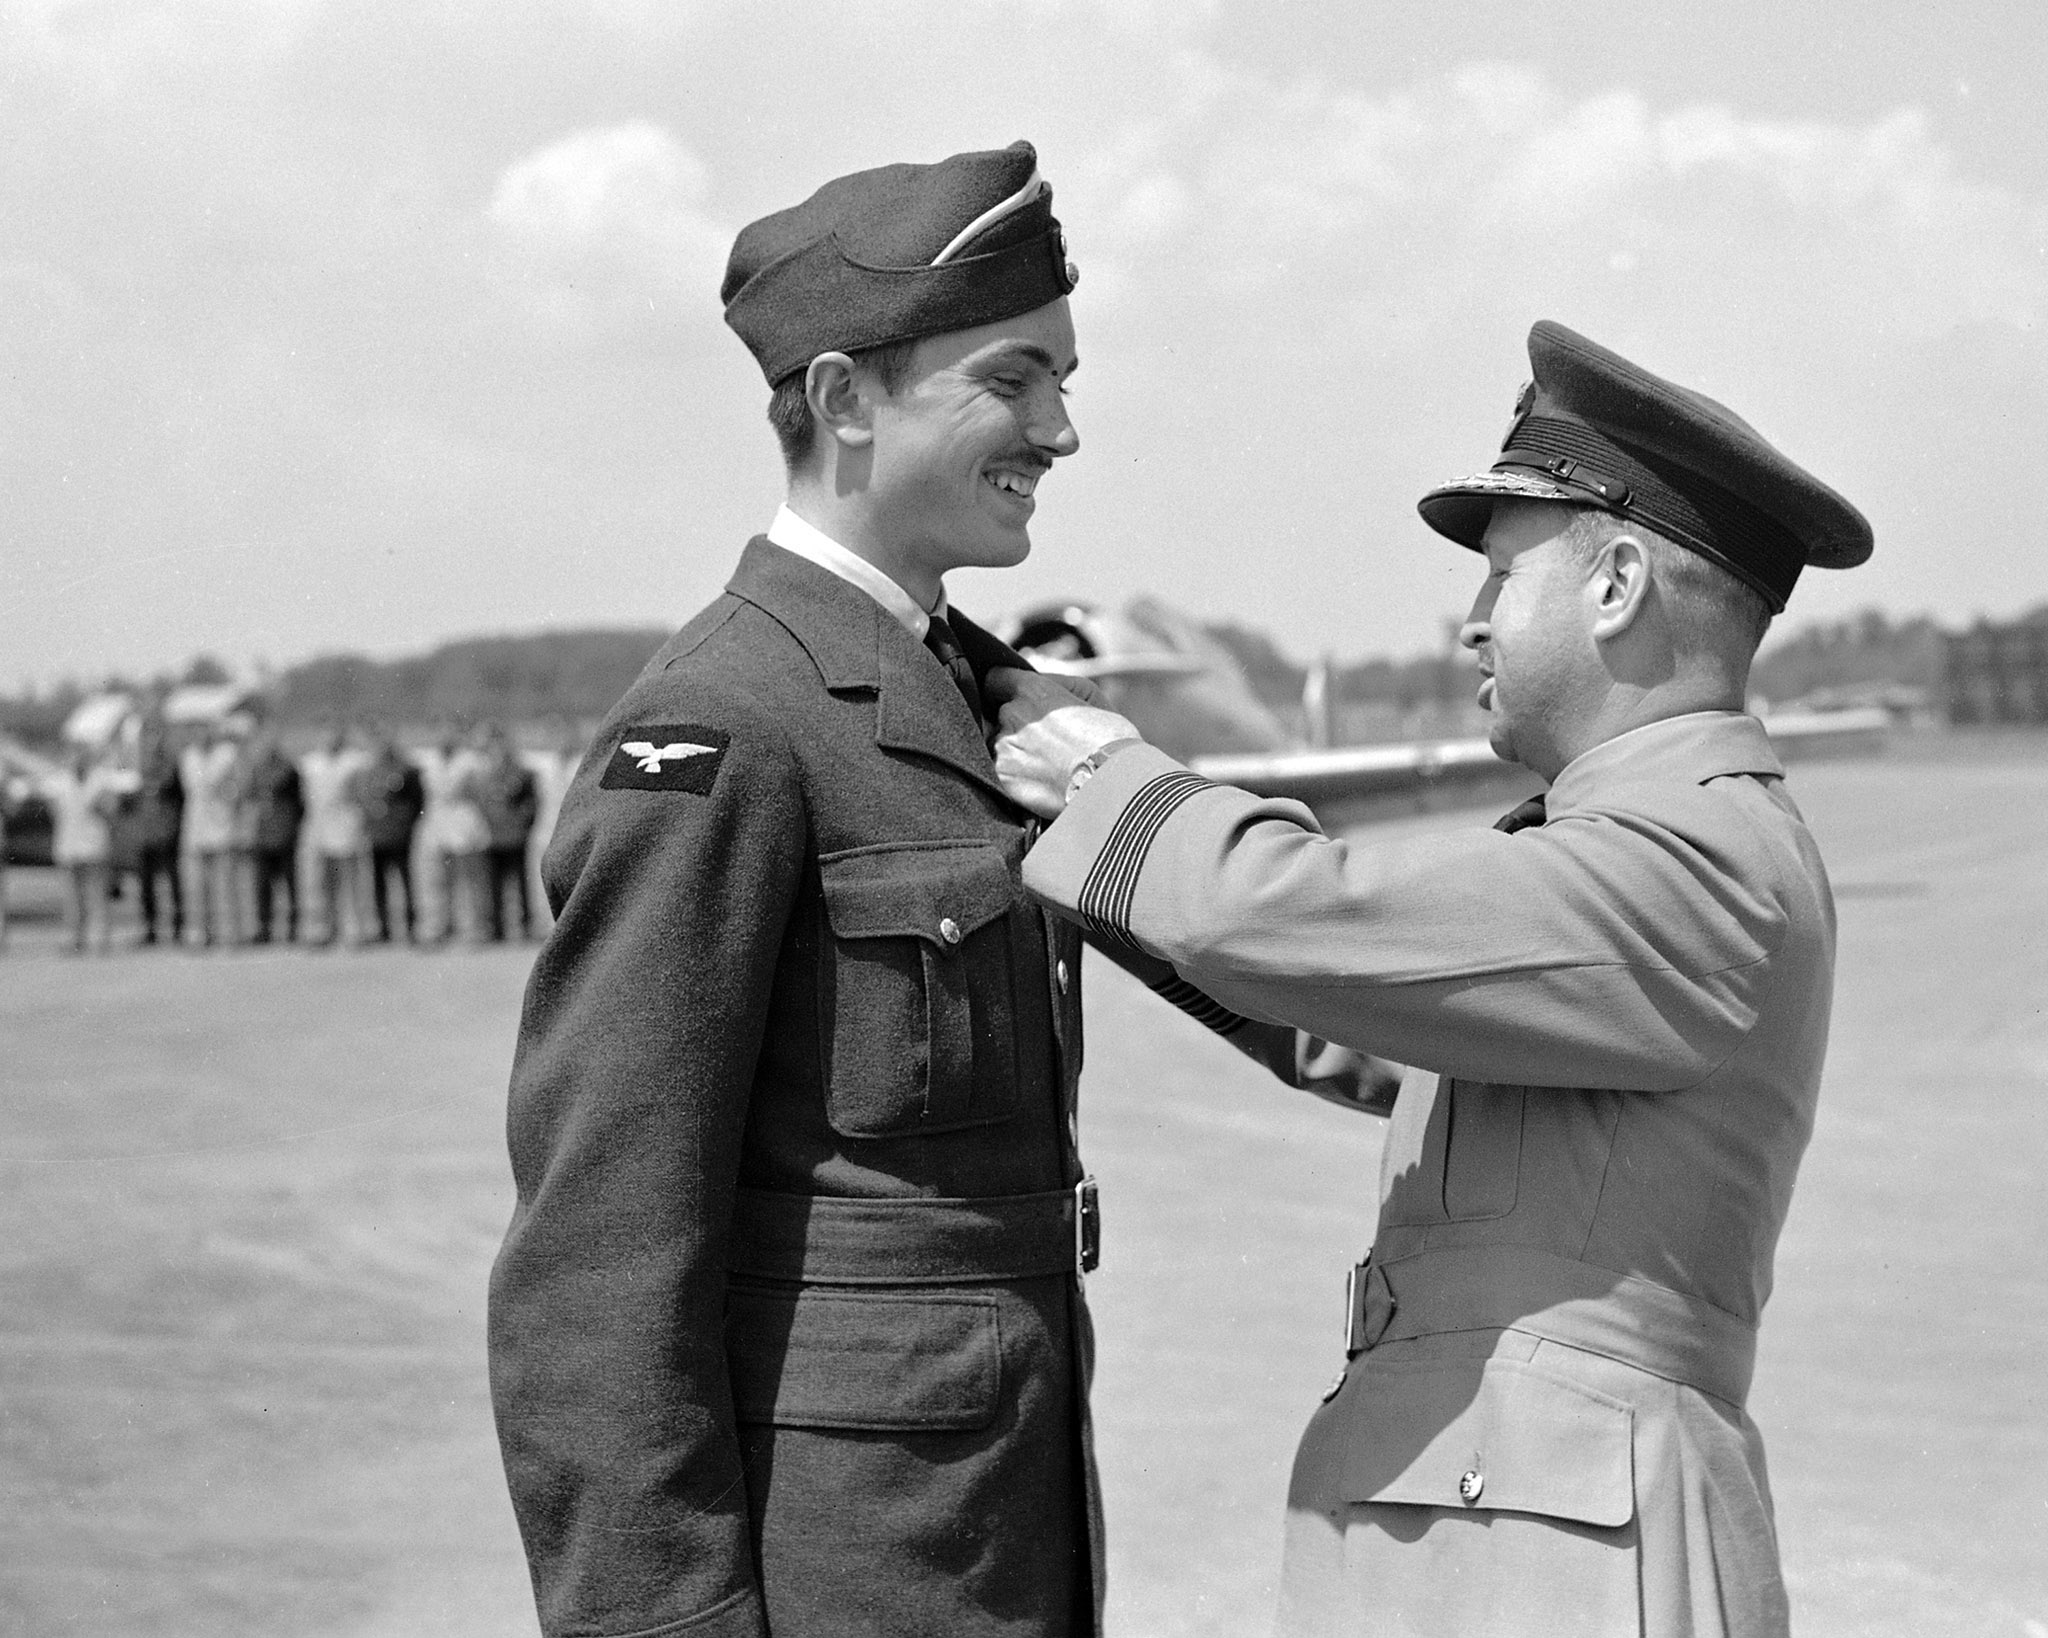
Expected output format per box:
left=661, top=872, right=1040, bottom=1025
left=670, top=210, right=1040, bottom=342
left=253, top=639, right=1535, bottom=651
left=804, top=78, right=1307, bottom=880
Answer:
left=0, top=717, right=580, bottom=956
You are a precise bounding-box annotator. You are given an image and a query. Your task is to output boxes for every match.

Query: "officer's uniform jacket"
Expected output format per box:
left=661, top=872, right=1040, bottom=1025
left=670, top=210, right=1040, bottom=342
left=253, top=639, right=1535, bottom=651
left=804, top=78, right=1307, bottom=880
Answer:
left=1022, top=712, right=1834, bottom=1638
left=490, top=539, right=1303, bottom=1638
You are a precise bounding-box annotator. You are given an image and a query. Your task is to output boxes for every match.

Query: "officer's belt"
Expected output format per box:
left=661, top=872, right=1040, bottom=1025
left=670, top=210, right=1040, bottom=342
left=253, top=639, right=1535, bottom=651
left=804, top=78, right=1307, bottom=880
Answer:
left=729, top=1186, right=1083, bottom=1285
left=1349, top=1245, right=1757, bottom=1409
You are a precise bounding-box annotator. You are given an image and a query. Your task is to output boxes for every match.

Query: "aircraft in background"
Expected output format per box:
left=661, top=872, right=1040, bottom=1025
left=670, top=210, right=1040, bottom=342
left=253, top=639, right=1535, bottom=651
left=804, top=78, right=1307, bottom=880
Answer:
left=1003, top=598, right=1890, bottom=831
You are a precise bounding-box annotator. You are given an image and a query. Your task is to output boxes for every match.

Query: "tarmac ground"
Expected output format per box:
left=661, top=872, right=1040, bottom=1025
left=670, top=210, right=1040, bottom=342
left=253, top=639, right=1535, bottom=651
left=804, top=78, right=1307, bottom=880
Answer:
left=2, top=734, right=2044, bottom=1637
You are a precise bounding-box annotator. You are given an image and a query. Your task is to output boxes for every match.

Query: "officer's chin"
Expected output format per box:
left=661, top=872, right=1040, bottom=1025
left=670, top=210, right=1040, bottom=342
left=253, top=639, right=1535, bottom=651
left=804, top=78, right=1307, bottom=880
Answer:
left=1486, top=715, right=1517, bottom=768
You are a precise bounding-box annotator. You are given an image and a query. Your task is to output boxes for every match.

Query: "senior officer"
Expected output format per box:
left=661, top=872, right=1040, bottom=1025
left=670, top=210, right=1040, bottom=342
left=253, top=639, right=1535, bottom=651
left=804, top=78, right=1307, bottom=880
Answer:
left=988, top=320, right=1873, bottom=1638
left=489, top=142, right=1373, bottom=1638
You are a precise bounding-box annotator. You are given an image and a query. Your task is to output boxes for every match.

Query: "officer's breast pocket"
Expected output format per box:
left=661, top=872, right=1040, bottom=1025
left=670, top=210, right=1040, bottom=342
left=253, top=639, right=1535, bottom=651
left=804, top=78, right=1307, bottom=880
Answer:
left=816, top=841, right=1022, bottom=1138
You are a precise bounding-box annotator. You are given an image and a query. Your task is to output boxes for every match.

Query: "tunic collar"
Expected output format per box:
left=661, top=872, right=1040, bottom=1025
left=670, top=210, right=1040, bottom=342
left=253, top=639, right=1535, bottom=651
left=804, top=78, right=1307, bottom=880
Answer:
left=724, top=537, right=1017, bottom=803
left=765, top=504, right=943, bottom=640
left=1545, top=711, right=1785, bottom=816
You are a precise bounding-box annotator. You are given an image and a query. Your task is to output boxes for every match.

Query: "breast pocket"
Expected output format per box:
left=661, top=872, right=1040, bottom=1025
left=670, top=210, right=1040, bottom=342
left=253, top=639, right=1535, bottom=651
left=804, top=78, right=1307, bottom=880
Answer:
left=1382, top=1077, right=1527, bottom=1227
left=816, top=841, right=1022, bottom=1139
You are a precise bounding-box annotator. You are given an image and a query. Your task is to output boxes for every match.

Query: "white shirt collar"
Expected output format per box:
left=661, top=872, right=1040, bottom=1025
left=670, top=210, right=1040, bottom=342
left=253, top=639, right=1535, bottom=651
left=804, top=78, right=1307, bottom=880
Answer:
left=766, top=504, right=944, bottom=640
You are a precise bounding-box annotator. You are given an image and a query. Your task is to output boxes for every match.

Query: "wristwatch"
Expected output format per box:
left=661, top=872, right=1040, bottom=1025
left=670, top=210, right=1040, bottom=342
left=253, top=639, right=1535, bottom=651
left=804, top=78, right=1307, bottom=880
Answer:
left=1064, top=738, right=1142, bottom=806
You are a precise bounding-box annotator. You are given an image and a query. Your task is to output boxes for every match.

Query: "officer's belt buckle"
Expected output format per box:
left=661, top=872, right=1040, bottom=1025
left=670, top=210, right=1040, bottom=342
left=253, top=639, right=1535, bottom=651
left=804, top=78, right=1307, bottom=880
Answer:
left=1074, top=1176, right=1100, bottom=1278
left=1345, top=1254, right=1393, bottom=1356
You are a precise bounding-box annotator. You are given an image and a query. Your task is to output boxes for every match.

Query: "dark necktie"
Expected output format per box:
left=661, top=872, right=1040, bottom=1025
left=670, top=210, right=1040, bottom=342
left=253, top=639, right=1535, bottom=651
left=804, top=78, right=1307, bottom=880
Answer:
left=1493, top=793, right=1549, bottom=834
left=924, top=613, right=987, bottom=736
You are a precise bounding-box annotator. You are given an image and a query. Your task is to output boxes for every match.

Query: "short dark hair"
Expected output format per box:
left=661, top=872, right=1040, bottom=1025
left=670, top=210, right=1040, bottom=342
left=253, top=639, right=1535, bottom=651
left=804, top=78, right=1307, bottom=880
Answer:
left=1560, top=508, right=1774, bottom=660
left=767, top=340, right=920, bottom=469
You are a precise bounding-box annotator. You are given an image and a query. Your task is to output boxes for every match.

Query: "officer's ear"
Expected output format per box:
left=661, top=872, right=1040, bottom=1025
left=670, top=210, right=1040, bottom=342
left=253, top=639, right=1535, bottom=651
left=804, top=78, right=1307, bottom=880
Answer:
left=1588, top=531, right=1653, bottom=643
left=805, top=353, right=874, bottom=450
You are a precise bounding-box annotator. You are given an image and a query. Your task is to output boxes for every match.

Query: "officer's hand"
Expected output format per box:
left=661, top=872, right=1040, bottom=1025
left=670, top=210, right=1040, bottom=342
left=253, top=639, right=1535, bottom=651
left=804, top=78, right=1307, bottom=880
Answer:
left=986, top=667, right=1141, bottom=820
left=1296, top=1035, right=1405, bottom=1118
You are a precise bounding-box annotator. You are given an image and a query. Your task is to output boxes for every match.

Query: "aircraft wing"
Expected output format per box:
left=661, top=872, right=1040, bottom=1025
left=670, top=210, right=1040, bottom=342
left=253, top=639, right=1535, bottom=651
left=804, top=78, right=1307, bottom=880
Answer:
left=1190, top=738, right=1520, bottom=807
left=1003, top=597, right=1892, bottom=829
left=1188, top=708, right=1890, bottom=829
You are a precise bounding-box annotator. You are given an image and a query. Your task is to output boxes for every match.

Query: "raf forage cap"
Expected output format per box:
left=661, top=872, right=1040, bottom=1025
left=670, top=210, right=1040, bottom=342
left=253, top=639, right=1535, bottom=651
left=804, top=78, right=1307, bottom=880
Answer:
left=722, top=140, right=1078, bottom=387
left=1417, top=321, right=1873, bottom=612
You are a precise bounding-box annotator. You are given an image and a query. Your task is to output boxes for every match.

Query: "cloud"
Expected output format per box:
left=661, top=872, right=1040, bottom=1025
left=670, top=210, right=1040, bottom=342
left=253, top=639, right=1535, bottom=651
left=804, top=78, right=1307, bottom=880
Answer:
left=946, top=0, right=1220, bottom=37
left=1070, top=61, right=2047, bottom=338
left=8, top=0, right=325, bottom=95
left=489, top=122, right=728, bottom=276
left=486, top=122, right=731, bottom=332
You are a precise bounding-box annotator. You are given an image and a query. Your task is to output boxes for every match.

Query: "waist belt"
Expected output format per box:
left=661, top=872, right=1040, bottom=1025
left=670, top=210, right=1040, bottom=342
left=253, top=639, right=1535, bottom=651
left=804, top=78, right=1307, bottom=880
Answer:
left=1346, top=1245, right=1758, bottom=1408
left=729, top=1181, right=1099, bottom=1286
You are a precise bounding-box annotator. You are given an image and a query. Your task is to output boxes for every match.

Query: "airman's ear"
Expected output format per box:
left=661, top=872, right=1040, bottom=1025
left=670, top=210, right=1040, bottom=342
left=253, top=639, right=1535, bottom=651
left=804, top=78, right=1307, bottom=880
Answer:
left=1589, top=531, right=1653, bottom=642
left=805, top=353, right=873, bottom=450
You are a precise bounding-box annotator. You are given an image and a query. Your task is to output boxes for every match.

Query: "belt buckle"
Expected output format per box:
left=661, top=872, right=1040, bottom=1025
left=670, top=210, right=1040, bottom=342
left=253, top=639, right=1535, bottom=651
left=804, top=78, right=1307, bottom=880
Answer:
left=1074, top=1176, right=1100, bottom=1278
left=1344, top=1254, right=1371, bottom=1356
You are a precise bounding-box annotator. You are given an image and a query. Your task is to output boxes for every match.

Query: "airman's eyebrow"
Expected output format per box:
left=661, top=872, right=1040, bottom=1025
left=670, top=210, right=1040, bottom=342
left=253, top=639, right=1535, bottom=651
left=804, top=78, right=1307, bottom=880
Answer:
left=980, top=343, right=1079, bottom=378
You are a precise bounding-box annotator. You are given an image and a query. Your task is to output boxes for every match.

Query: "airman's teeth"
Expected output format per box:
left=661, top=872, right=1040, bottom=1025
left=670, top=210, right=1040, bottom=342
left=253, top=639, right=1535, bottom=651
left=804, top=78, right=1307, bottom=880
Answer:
left=988, top=470, right=1039, bottom=496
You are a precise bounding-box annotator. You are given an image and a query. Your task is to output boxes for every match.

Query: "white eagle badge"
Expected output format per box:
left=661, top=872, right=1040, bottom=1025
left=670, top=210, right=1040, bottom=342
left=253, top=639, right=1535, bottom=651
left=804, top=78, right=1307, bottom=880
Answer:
left=621, top=740, right=717, bottom=774
left=600, top=724, right=731, bottom=793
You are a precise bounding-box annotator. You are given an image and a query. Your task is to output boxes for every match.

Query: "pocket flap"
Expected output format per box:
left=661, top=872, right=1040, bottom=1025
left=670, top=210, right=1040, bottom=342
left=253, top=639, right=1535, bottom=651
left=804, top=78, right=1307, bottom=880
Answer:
left=819, top=843, right=1015, bottom=947
left=1341, top=1357, right=1634, bottom=1527
left=725, top=1287, right=1001, bottom=1432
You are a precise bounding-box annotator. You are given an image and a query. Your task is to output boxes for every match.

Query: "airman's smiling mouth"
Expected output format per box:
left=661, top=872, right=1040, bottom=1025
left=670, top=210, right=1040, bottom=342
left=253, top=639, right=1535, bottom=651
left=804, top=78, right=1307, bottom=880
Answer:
left=985, top=469, right=1040, bottom=497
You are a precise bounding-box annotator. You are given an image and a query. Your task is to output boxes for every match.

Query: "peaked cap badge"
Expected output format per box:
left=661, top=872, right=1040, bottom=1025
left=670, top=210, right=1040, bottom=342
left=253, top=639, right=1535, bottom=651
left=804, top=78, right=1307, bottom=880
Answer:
left=1500, top=379, right=1536, bottom=452
left=600, top=724, right=732, bottom=794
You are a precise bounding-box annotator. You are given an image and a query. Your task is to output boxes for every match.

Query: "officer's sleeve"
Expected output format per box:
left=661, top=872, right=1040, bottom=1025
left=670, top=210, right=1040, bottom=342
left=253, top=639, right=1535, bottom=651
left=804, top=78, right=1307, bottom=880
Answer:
left=1025, top=744, right=1783, bottom=1092
left=488, top=679, right=804, bottom=1638
left=1084, top=934, right=1403, bottom=1115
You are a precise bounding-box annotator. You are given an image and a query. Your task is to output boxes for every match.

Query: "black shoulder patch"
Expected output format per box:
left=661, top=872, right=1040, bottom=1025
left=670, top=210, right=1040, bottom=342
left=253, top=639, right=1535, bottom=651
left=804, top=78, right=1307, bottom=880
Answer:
left=599, top=725, right=731, bottom=794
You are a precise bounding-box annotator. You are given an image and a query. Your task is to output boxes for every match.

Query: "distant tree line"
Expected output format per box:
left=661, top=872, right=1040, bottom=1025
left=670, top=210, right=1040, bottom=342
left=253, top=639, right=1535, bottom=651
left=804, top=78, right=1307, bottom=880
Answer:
left=1745, top=608, right=1958, bottom=707
left=272, top=629, right=672, bottom=730
left=8, top=605, right=2040, bottom=755
left=1216, top=606, right=2011, bottom=718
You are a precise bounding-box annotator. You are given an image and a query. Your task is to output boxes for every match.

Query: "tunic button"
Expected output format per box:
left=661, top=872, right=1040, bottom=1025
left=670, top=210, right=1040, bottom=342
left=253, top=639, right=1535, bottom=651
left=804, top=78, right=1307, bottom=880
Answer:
left=939, top=917, right=962, bottom=946
left=1458, top=1469, right=1485, bottom=1505
left=1056, top=959, right=1070, bottom=994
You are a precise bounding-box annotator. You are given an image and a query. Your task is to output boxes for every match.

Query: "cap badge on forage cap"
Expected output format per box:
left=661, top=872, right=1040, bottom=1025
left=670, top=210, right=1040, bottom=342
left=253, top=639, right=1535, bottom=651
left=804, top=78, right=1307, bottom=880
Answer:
left=721, top=140, right=1078, bottom=387
left=1416, top=321, right=1873, bottom=613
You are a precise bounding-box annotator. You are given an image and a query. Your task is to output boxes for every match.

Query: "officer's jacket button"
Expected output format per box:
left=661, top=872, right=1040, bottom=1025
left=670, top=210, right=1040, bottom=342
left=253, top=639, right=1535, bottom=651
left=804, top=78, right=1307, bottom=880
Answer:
left=1458, top=1469, right=1485, bottom=1505
left=939, top=917, right=963, bottom=945
left=1056, top=958, right=1071, bottom=994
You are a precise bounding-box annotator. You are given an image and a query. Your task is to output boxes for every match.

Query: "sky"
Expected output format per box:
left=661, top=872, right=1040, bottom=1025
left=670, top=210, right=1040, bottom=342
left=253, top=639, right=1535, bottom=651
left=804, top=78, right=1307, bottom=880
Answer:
left=5, top=0, right=2046, bottom=687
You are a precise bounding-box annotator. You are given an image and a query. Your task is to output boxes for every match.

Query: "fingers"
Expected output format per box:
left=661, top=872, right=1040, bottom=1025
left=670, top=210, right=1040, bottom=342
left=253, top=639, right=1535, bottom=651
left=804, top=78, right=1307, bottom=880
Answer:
left=982, top=666, right=1031, bottom=703
left=986, top=666, right=1097, bottom=710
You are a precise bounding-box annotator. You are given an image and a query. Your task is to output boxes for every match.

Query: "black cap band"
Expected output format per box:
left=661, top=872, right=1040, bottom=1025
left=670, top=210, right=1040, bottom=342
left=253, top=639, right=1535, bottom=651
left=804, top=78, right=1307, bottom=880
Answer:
left=1416, top=321, right=1872, bottom=615
left=1502, top=415, right=1806, bottom=611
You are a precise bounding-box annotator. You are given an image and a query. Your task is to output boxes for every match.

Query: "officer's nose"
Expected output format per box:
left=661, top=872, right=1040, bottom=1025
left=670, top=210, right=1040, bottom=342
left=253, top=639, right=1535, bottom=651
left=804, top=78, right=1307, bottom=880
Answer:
left=1459, top=576, right=1496, bottom=650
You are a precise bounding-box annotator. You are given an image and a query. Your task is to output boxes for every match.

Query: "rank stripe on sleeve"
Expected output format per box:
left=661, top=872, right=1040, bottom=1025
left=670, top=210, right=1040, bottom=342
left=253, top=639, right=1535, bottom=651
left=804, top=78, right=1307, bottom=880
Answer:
left=1077, top=771, right=1212, bottom=946
left=1147, top=970, right=1252, bottom=1038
